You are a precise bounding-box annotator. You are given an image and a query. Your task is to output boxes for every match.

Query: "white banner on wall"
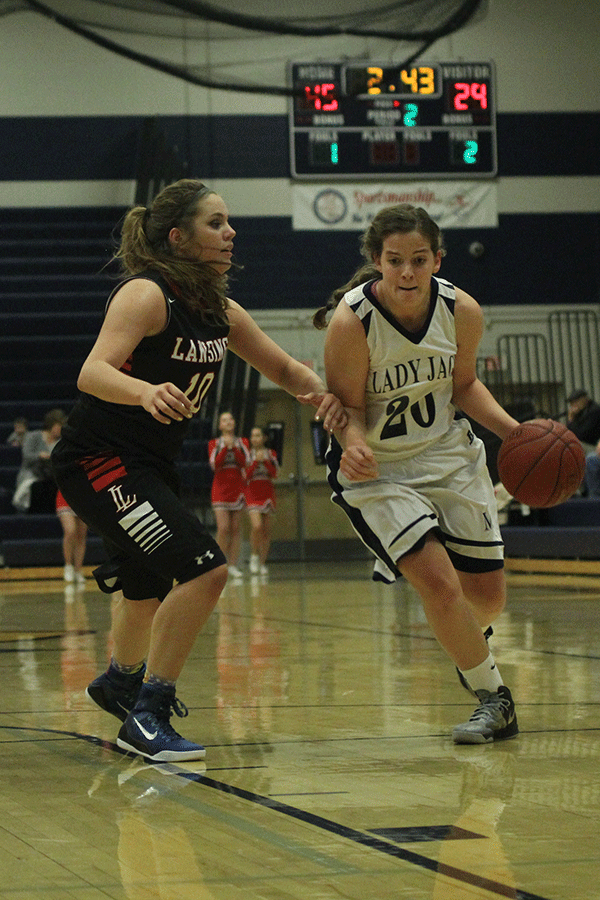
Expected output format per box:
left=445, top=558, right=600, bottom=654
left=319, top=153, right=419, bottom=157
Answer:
left=292, top=182, right=498, bottom=231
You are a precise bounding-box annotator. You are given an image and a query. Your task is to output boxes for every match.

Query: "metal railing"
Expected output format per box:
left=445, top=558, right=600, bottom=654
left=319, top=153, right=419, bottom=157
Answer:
left=480, top=310, right=600, bottom=419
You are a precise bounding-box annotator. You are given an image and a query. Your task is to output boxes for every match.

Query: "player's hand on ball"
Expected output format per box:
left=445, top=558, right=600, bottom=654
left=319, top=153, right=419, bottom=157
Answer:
left=497, top=418, right=585, bottom=507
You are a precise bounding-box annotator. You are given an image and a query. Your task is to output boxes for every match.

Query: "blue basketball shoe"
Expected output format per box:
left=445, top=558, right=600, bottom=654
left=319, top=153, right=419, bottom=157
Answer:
left=86, top=665, right=145, bottom=722
left=117, top=686, right=206, bottom=762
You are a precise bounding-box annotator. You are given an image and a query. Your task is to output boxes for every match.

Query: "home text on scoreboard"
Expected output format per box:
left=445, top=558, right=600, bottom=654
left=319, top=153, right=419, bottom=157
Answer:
left=289, top=62, right=497, bottom=179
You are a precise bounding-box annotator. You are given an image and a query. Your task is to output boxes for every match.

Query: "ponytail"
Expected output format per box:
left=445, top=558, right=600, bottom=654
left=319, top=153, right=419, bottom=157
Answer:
left=312, top=264, right=380, bottom=330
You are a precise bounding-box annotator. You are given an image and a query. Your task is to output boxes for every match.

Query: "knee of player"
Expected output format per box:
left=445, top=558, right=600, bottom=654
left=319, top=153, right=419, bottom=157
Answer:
left=207, top=563, right=229, bottom=593
left=464, top=572, right=507, bottom=615
left=480, top=591, right=506, bottom=619
left=418, top=568, right=463, bottom=602
left=431, top=589, right=467, bottom=614
left=181, top=562, right=228, bottom=596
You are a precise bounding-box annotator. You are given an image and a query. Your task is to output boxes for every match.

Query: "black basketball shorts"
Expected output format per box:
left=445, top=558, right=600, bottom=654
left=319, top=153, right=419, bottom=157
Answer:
left=53, top=446, right=226, bottom=601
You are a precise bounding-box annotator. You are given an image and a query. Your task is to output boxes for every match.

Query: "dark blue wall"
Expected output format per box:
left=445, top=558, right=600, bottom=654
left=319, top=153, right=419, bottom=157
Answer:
left=2, top=112, right=599, bottom=308
left=2, top=113, right=600, bottom=180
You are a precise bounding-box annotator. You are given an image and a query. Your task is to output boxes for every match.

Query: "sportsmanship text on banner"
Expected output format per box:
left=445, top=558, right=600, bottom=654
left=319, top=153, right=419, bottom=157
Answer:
left=292, top=182, right=498, bottom=231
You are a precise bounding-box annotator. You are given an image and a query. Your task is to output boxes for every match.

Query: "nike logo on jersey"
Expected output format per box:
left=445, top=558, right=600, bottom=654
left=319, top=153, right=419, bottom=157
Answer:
left=133, top=718, right=158, bottom=741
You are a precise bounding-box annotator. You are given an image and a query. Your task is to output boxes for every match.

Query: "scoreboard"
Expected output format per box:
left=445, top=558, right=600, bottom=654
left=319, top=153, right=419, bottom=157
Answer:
left=289, top=61, right=497, bottom=179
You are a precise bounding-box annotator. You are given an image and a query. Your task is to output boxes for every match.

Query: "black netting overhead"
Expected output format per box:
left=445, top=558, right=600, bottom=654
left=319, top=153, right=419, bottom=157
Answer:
left=7, top=0, right=489, bottom=95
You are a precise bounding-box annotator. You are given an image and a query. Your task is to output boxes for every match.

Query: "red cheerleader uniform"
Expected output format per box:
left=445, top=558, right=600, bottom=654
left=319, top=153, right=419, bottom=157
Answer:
left=244, top=449, right=279, bottom=513
left=209, top=436, right=250, bottom=510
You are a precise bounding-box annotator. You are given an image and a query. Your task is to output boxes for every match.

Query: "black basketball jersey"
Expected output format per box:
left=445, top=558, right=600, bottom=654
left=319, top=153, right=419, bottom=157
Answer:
left=62, top=272, right=229, bottom=462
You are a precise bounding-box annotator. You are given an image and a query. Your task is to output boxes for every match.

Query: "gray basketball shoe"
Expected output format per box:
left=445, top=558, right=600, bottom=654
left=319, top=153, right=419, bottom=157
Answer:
left=452, top=685, right=518, bottom=744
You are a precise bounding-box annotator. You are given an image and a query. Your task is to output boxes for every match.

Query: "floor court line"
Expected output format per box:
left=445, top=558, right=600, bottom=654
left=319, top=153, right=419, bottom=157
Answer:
left=0, top=723, right=551, bottom=900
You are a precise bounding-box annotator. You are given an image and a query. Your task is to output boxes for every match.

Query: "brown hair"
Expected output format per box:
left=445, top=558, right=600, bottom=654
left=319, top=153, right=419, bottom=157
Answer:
left=313, top=204, right=446, bottom=329
left=114, top=178, right=233, bottom=325
left=43, top=408, right=67, bottom=430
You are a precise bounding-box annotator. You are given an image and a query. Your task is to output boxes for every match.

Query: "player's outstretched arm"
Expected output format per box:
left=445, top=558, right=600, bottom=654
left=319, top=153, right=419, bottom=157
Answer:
left=226, top=299, right=346, bottom=432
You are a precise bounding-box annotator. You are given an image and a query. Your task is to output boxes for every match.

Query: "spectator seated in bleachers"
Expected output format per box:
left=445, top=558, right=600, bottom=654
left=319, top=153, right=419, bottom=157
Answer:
left=566, top=388, right=600, bottom=452
left=12, top=408, right=66, bottom=513
left=583, top=442, right=600, bottom=499
left=6, top=416, right=28, bottom=448
left=565, top=389, right=600, bottom=499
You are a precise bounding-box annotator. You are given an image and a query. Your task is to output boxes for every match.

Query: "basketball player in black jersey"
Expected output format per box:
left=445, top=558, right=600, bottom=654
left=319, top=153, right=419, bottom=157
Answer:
left=52, top=179, right=346, bottom=762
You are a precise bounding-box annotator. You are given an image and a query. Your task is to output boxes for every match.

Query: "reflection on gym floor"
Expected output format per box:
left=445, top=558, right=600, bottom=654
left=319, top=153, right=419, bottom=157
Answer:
left=1, top=560, right=599, bottom=899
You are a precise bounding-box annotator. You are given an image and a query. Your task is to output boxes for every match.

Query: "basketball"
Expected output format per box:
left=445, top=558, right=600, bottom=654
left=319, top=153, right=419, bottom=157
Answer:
left=496, top=418, right=585, bottom=508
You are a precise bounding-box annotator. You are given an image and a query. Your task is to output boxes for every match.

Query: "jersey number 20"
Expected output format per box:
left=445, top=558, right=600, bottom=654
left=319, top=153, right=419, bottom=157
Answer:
left=380, top=392, right=435, bottom=440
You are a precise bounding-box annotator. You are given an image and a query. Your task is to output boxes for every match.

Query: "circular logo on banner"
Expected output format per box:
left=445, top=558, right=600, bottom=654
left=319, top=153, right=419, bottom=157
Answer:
left=313, top=190, right=347, bottom=225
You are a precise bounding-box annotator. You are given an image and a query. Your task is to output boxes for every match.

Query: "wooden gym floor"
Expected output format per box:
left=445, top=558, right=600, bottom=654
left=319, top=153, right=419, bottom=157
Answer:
left=1, top=559, right=599, bottom=900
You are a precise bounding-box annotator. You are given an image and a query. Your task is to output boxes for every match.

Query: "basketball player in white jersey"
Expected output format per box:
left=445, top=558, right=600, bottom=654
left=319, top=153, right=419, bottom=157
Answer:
left=314, top=204, right=520, bottom=744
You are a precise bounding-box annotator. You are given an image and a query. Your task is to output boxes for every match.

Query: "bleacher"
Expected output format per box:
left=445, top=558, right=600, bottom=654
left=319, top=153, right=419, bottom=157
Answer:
left=0, top=206, right=215, bottom=570
left=502, top=495, right=600, bottom=560
left=3, top=203, right=598, bottom=573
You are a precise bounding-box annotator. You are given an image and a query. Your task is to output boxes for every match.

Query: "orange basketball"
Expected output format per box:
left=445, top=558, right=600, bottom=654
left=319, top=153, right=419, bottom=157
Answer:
left=496, top=418, right=585, bottom=508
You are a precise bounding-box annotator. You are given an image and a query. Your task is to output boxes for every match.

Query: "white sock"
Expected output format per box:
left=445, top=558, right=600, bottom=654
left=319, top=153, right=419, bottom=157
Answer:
left=459, top=652, right=503, bottom=694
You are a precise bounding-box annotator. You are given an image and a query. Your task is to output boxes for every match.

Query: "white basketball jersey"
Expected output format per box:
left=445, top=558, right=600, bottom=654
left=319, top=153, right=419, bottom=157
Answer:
left=343, top=276, right=458, bottom=463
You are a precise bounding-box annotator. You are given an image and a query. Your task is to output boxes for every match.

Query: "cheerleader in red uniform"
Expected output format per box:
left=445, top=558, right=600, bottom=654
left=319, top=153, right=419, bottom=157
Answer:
left=209, top=411, right=250, bottom=577
left=56, top=490, right=88, bottom=585
left=245, top=426, right=279, bottom=575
